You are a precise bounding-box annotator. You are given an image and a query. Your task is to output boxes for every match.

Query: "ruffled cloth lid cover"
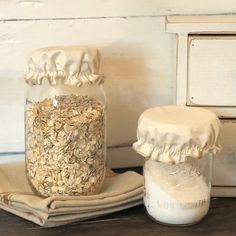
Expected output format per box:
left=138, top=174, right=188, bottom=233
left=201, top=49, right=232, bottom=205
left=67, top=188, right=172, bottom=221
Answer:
left=133, top=106, right=221, bottom=163
left=25, top=46, right=104, bottom=87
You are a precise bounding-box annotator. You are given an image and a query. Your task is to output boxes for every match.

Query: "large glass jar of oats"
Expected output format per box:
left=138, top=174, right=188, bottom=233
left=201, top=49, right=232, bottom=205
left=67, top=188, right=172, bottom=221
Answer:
left=24, top=46, right=106, bottom=197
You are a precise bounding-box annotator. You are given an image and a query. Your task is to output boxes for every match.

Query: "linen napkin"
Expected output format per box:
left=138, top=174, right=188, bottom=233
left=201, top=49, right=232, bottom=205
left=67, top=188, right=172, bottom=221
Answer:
left=0, top=162, right=143, bottom=227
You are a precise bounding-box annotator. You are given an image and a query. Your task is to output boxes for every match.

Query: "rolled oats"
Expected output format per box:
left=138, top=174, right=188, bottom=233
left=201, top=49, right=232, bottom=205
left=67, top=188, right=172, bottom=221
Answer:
left=25, top=94, right=106, bottom=197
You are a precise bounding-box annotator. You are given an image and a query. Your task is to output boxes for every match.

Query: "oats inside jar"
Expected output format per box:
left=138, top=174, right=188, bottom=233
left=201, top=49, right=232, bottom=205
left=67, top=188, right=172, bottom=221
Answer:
left=25, top=94, right=106, bottom=197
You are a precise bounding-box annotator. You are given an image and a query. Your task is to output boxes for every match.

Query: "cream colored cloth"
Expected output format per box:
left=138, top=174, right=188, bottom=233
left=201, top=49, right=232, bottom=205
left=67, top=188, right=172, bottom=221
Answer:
left=0, top=162, right=143, bottom=227
left=133, top=106, right=221, bottom=163
left=26, top=46, right=104, bottom=86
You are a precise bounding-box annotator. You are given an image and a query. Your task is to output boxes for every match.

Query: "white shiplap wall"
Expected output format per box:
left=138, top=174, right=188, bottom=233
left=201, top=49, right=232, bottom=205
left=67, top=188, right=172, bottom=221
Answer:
left=1, top=0, right=236, bottom=167
left=1, top=0, right=236, bottom=19
left=0, top=4, right=176, bottom=167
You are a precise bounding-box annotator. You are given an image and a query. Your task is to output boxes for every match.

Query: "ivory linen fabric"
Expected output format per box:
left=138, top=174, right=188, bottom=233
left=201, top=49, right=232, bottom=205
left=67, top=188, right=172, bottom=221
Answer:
left=133, top=106, right=221, bottom=163
left=26, top=46, right=104, bottom=86
left=0, top=162, right=143, bottom=227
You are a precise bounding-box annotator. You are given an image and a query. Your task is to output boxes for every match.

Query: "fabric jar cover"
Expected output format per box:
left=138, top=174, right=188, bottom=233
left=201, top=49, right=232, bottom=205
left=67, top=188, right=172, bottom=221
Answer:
left=133, top=106, right=221, bottom=163
left=25, top=46, right=104, bottom=87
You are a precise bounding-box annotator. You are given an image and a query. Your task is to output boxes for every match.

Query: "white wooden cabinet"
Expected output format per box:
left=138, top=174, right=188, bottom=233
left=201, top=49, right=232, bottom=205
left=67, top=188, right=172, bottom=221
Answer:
left=167, top=15, right=236, bottom=196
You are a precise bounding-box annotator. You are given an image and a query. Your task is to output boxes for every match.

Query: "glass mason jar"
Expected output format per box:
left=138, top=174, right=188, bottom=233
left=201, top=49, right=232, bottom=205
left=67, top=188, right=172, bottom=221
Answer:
left=24, top=46, right=106, bottom=197
left=143, top=153, right=213, bottom=226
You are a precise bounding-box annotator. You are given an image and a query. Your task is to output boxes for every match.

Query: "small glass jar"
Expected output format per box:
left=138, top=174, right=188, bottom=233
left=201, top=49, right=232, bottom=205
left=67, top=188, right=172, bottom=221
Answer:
left=24, top=46, right=106, bottom=197
left=143, top=153, right=213, bottom=226
left=133, top=106, right=221, bottom=226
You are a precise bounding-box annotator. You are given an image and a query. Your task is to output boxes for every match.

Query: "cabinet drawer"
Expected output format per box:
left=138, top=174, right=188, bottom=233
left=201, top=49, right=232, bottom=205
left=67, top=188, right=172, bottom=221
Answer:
left=188, top=36, right=236, bottom=107
left=213, top=120, right=236, bottom=186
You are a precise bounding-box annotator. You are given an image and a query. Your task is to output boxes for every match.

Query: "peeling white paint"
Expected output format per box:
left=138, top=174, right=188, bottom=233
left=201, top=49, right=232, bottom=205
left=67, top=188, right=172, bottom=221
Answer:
left=0, top=39, right=21, bottom=44
left=17, top=0, right=45, bottom=8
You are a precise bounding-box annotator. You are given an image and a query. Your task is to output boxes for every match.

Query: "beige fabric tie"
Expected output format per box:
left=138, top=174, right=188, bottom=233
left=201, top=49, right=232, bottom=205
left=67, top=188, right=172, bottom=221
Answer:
left=0, top=162, right=143, bottom=227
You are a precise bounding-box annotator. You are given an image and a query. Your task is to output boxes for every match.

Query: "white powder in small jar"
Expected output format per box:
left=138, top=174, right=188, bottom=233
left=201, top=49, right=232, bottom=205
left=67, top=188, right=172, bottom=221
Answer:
left=144, top=159, right=210, bottom=225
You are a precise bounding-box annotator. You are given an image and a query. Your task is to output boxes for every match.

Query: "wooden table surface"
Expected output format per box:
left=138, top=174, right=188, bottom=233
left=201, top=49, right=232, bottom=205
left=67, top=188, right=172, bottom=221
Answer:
left=0, top=197, right=235, bottom=236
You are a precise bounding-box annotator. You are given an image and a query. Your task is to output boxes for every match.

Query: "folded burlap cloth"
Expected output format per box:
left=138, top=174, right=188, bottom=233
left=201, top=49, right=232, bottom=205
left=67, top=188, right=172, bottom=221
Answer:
left=0, top=162, right=143, bottom=227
